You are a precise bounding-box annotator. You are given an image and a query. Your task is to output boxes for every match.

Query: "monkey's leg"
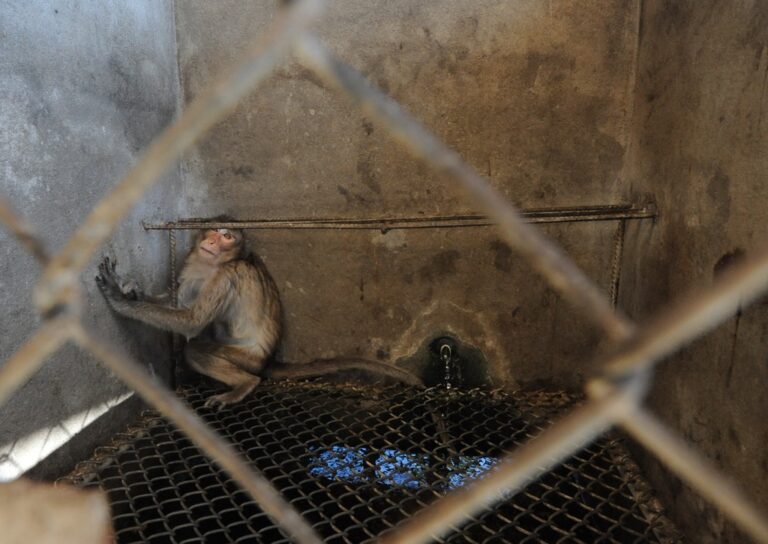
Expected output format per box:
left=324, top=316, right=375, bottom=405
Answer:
left=185, top=343, right=262, bottom=409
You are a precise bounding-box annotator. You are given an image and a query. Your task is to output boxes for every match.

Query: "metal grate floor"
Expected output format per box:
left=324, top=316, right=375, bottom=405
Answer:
left=61, top=382, right=681, bottom=543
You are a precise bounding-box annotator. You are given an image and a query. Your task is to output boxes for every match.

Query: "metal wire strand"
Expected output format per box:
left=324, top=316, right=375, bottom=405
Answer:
left=380, top=381, right=645, bottom=544
left=71, top=325, right=323, bottom=544
left=294, top=34, right=634, bottom=343
left=62, top=383, right=679, bottom=544
left=621, top=408, right=768, bottom=544
left=33, top=0, right=325, bottom=315
left=0, top=197, right=49, bottom=265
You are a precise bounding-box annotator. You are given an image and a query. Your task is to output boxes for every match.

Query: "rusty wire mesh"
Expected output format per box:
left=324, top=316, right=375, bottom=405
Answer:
left=61, top=383, right=681, bottom=544
left=2, top=0, right=768, bottom=542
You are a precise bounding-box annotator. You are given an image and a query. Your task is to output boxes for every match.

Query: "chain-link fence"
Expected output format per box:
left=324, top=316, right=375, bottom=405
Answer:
left=61, top=383, right=682, bottom=543
left=2, top=1, right=768, bottom=542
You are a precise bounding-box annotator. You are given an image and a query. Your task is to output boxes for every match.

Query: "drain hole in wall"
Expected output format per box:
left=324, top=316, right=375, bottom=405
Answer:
left=397, top=333, right=493, bottom=389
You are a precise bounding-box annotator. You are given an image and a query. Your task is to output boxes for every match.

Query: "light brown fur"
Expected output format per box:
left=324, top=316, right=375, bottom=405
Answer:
left=97, top=221, right=420, bottom=408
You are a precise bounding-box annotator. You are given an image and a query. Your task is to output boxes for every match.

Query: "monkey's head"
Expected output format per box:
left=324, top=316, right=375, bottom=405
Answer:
left=194, top=218, right=246, bottom=265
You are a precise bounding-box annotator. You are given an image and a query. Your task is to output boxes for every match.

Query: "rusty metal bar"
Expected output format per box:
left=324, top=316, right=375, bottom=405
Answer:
left=608, top=219, right=626, bottom=308
left=0, top=198, right=49, bottom=265
left=380, top=380, right=645, bottom=544
left=71, top=325, right=323, bottom=544
left=33, top=0, right=325, bottom=315
left=621, top=408, right=768, bottom=543
left=0, top=317, right=75, bottom=408
left=600, top=244, right=768, bottom=381
left=295, top=34, right=633, bottom=343
left=141, top=203, right=656, bottom=231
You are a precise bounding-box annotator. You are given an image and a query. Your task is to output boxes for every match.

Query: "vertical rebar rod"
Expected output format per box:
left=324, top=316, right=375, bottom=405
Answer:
left=600, top=244, right=768, bottom=380
left=294, top=34, right=634, bottom=343
left=609, top=219, right=626, bottom=308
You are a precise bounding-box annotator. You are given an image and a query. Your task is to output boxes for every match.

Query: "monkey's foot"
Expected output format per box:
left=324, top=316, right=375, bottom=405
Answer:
left=204, top=378, right=260, bottom=410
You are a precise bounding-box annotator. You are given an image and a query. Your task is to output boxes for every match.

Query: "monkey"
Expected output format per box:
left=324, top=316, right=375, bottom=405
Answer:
left=96, top=220, right=421, bottom=408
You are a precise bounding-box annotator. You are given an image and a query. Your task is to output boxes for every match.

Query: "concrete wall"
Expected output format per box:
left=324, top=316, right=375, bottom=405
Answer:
left=0, top=1, right=182, bottom=479
left=4, top=0, right=765, bottom=539
left=620, top=1, right=768, bottom=542
left=175, top=0, right=640, bottom=388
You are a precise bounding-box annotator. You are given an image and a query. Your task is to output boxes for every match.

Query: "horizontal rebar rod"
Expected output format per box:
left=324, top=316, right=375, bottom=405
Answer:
left=142, top=204, right=655, bottom=231
left=33, top=0, right=324, bottom=315
left=296, top=34, right=634, bottom=342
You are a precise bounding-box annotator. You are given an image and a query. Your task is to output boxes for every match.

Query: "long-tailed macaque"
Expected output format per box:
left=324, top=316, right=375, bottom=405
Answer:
left=96, top=222, right=421, bottom=408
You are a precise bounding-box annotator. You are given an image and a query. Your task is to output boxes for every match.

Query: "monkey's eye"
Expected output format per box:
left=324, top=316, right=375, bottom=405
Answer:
left=223, top=232, right=233, bottom=240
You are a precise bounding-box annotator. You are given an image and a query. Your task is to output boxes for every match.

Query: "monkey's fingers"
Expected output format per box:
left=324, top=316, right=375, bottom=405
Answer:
left=99, top=257, right=118, bottom=280
left=95, top=274, right=113, bottom=298
left=204, top=394, right=230, bottom=412
left=97, top=266, right=114, bottom=288
left=99, top=259, right=120, bottom=285
left=95, top=274, right=113, bottom=294
left=95, top=264, right=123, bottom=300
left=98, top=259, right=111, bottom=279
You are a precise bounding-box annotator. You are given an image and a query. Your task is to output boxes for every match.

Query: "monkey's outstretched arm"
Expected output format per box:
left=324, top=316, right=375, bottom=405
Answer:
left=96, top=257, right=231, bottom=338
left=96, top=257, right=170, bottom=303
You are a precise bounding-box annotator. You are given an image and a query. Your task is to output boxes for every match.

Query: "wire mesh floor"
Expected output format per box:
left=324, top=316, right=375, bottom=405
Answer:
left=61, top=382, right=681, bottom=543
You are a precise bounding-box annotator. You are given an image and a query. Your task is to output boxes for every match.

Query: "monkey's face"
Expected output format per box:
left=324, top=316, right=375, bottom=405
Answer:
left=197, top=228, right=243, bottom=264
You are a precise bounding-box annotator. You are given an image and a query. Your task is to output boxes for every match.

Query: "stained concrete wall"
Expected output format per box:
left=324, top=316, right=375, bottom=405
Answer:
left=620, top=1, right=768, bottom=541
left=4, top=0, right=764, bottom=539
left=0, top=1, right=182, bottom=479
left=175, top=0, right=640, bottom=388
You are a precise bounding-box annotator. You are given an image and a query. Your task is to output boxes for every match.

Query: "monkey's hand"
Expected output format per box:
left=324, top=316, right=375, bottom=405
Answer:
left=96, top=257, right=140, bottom=304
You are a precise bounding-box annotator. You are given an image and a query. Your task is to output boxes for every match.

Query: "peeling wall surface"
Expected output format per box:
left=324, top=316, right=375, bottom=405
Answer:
left=0, top=1, right=182, bottom=478
left=175, top=0, right=639, bottom=388
left=620, top=1, right=768, bottom=542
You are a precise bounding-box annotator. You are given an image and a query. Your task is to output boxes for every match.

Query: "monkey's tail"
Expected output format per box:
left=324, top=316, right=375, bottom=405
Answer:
left=263, top=358, right=423, bottom=387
